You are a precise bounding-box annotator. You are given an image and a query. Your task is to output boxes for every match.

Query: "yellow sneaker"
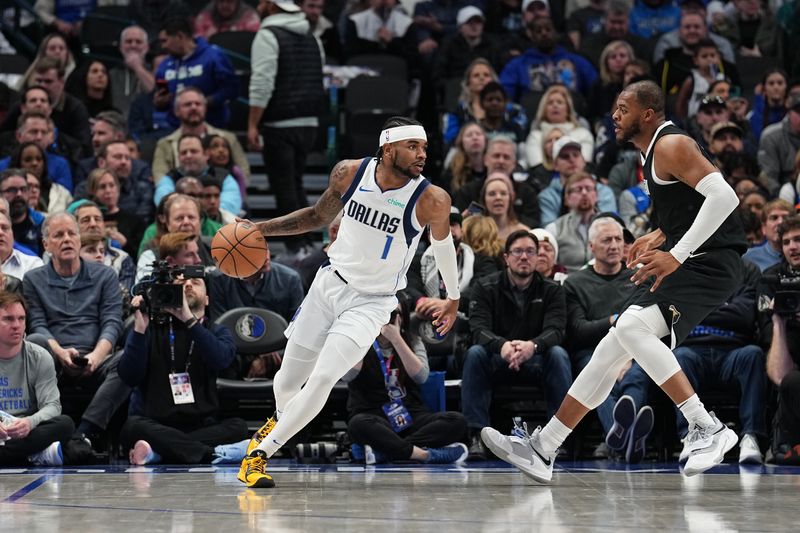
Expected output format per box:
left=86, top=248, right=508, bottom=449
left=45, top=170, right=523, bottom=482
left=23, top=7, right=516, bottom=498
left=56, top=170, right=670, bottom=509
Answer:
left=240, top=450, right=275, bottom=488
left=238, top=417, right=276, bottom=482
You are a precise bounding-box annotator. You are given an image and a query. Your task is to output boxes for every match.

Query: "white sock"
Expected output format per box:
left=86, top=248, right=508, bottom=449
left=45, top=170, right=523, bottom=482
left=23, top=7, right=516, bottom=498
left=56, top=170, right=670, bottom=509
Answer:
left=538, top=416, right=572, bottom=455
left=678, top=394, right=715, bottom=429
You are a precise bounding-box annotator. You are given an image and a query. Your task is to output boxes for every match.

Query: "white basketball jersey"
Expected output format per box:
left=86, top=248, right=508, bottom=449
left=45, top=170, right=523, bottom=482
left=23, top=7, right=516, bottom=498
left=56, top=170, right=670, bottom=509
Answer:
left=328, top=157, right=430, bottom=294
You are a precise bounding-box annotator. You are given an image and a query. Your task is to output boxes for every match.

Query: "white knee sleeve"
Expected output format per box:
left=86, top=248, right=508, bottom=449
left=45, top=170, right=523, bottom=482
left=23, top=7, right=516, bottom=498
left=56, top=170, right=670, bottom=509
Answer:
left=273, top=339, right=320, bottom=415
left=569, top=329, right=632, bottom=410
left=615, top=305, right=681, bottom=386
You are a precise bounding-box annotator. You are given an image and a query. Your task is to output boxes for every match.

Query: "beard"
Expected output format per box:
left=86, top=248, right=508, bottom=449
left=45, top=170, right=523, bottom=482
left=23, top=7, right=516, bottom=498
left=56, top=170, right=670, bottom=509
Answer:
left=391, top=153, right=420, bottom=180
left=9, top=197, right=27, bottom=219
left=616, top=118, right=642, bottom=146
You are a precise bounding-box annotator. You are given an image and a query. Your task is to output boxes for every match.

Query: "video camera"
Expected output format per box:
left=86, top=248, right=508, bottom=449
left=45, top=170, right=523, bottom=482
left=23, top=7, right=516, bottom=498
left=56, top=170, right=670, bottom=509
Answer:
left=764, top=272, right=800, bottom=316
left=131, top=261, right=205, bottom=322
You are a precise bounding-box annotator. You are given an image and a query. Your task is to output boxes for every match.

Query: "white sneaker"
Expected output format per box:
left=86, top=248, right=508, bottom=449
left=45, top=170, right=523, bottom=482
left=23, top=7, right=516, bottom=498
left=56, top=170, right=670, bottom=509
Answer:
left=738, top=434, right=763, bottom=464
left=28, top=441, right=63, bottom=466
left=480, top=422, right=555, bottom=484
left=682, top=413, right=739, bottom=476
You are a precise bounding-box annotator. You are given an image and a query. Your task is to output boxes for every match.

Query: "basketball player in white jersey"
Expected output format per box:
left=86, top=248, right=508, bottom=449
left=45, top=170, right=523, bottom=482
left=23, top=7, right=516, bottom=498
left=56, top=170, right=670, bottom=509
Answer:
left=237, top=117, right=461, bottom=488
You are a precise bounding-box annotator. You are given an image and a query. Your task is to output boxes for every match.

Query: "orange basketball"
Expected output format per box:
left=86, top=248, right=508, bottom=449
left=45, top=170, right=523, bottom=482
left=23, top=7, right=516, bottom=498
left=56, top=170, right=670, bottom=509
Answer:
left=211, top=221, right=268, bottom=278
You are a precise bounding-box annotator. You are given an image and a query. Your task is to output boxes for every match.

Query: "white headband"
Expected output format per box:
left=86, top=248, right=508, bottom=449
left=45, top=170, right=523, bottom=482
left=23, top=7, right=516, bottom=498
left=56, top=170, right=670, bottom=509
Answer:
left=379, top=125, right=427, bottom=147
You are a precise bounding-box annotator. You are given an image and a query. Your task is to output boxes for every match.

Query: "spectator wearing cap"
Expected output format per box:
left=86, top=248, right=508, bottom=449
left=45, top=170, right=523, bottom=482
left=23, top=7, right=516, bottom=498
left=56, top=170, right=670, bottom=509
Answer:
left=538, top=135, right=616, bottom=227
left=758, top=88, right=800, bottom=195
left=433, top=6, right=502, bottom=82
left=708, top=121, right=746, bottom=163
left=500, top=15, right=598, bottom=101
left=529, top=227, right=567, bottom=283
left=413, top=0, right=480, bottom=44
left=544, top=171, right=601, bottom=272
left=563, top=215, right=652, bottom=461
left=688, top=95, right=733, bottom=151
left=407, top=206, right=475, bottom=319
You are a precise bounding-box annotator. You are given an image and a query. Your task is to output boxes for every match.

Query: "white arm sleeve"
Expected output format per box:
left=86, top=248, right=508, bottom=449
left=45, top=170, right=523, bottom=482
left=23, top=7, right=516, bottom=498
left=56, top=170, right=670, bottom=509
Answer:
left=429, top=232, right=461, bottom=300
left=669, top=171, right=739, bottom=264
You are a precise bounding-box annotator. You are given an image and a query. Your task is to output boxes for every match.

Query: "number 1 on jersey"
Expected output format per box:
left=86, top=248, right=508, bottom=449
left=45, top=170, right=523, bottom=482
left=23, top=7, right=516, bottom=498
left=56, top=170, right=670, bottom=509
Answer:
left=380, top=235, right=393, bottom=260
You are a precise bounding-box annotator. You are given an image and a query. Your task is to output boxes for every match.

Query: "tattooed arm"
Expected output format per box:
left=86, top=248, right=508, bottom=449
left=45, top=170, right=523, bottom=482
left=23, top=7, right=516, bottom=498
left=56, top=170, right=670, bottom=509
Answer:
left=253, top=160, right=357, bottom=237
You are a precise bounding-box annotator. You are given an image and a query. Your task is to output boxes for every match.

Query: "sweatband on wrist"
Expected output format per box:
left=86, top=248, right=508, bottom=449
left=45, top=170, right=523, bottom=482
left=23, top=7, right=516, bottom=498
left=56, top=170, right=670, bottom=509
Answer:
left=379, top=125, right=427, bottom=146
left=669, top=171, right=738, bottom=264
left=429, top=232, right=461, bottom=300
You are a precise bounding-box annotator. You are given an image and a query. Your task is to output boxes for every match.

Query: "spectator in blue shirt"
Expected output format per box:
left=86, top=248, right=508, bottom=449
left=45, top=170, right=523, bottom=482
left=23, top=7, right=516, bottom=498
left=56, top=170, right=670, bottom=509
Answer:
left=0, top=112, right=73, bottom=193
left=744, top=199, right=796, bottom=271
left=155, top=17, right=239, bottom=129
left=499, top=16, right=598, bottom=101
left=629, top=0, right=681, bottom=39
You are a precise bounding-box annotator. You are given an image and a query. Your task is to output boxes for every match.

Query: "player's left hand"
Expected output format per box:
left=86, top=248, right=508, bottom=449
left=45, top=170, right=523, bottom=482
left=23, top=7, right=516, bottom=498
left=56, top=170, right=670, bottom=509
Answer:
left=630, top=249, right=680, bottom=292
left=431, top=298, right=459, bottom=336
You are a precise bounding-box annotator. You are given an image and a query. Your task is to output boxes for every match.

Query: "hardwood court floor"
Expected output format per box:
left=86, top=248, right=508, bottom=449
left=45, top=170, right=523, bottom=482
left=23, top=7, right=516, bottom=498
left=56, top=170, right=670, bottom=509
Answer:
left=1, top=460, right=797, bottom=532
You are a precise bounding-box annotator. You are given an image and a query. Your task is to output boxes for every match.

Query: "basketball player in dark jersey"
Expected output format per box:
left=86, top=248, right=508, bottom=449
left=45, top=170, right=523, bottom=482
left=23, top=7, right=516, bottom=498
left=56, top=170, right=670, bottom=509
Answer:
left=481, top=80, right=749, bottom=483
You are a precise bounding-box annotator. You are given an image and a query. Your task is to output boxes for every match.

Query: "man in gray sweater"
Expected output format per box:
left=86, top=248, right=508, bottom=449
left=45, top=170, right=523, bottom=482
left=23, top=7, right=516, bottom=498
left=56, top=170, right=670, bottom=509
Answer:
left=0, top=291, right=73, bottom=466
left=757, top=90, right=800, bottom=195
left=23, top=212, right=128, bottom=445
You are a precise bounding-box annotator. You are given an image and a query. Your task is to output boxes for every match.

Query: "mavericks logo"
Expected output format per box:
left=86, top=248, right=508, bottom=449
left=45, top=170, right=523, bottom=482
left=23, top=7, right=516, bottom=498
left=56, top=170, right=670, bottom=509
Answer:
left=387, top=198, right=406, bottom=209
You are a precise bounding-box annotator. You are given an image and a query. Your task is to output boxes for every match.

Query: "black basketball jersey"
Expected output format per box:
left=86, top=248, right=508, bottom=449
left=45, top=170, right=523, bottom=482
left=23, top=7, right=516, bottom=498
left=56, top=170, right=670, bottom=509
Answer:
left=642, top=122, right=747, bottom=256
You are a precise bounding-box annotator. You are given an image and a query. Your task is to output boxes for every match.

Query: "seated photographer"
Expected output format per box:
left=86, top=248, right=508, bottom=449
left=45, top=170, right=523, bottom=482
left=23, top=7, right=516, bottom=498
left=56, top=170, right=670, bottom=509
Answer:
left=0, top=292, right=74, bottom=467
left=343, top=295, right=469, bottom=465
left=22, top=212, right=129, bottom=446
left=759, top=215, right=800, bottom=462
left=119, top=275, right=249, bottom=465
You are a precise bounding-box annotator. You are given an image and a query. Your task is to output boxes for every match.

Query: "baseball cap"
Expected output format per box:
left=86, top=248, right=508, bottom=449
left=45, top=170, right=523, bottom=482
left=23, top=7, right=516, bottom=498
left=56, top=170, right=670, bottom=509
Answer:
left=522, top=0, right=549, bottom=12
left=710, top=121, right=743, bottom=140
left=273, top=0, right=301, bottom=13
left=592, top=211, right=635, bottom=244
left=552, top=135, right=582, bottom=160
left=529, top=228, right=557, bottom=258
left=457, top=6, right=484, bottom=26
left=450, top=205, right=463, bottom=225
left=698, top=95, right=726, bottom=112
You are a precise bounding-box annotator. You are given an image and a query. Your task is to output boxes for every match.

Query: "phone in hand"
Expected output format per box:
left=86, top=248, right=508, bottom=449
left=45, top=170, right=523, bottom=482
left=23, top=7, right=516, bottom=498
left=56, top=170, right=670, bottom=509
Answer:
left=155, top=79, right=169, bottom=92
left=72, top=354, right=89, bottom=367
left=467, top=201, right=486, bottom=216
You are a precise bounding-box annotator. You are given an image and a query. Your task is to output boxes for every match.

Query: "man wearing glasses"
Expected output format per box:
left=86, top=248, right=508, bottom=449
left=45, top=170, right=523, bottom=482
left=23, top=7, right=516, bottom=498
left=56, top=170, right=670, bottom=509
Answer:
left=0, top=169, right=44, bottom=256
left=460, top=229, right=570, bottom=460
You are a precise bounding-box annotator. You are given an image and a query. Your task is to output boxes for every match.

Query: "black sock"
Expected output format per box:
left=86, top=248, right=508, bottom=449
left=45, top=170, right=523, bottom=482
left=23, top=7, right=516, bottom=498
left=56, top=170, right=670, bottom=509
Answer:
left=76, top=420, right=102, bottom=437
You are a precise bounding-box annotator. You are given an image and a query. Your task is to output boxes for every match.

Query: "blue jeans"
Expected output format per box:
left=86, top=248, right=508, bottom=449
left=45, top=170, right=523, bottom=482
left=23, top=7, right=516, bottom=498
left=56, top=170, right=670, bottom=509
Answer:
left=460, top=344, right=572, bottom=430
left=573, top=349, right=651, bottom=435
left=673, top=344, right=767, bottom=438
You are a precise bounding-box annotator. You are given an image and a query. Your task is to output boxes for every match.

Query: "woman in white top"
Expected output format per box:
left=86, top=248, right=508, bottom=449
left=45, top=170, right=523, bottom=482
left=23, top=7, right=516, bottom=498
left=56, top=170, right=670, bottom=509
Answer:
left=524, top=84, right=594, bottom=169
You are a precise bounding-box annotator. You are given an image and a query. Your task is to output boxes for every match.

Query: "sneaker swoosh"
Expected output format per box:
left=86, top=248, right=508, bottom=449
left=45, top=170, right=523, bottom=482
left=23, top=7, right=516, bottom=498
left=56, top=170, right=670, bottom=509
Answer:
left=531, top=445, right=552, bottom=467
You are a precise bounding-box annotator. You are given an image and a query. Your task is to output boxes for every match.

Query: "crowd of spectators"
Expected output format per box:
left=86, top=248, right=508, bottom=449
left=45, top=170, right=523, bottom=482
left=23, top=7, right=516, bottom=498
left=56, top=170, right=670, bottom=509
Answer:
left=1, top=0, right=800, bottom=468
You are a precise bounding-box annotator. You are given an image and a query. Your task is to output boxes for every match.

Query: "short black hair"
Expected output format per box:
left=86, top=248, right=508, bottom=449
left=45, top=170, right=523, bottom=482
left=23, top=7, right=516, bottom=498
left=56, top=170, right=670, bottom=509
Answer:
left=625, top=80, right=665, bottom=116
left=504, top=229, right=538, bottom=254
left=375, top=116, right=424, bottom=163
left=479, top=81, right=507, bottom=101
left=160, top=17, right=192, bottom=37
left=692, top=38, right=718, bottom=56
